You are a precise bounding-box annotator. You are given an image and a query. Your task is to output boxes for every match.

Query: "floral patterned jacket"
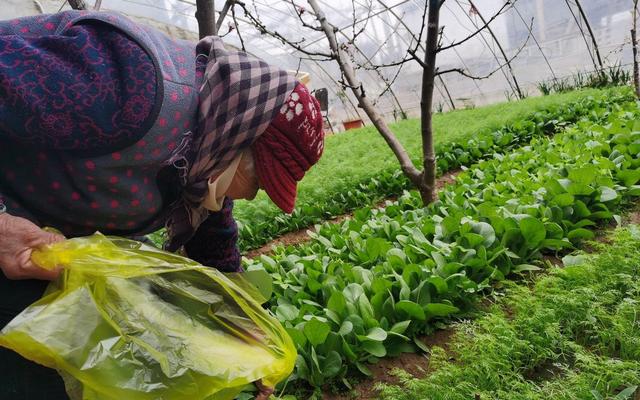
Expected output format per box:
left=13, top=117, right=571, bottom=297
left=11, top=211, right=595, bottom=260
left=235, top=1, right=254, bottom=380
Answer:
left=0, top=10, right=240, bottom=272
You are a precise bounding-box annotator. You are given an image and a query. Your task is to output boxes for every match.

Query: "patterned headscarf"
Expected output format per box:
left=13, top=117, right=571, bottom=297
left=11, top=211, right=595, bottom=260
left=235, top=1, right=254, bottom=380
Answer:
left=164, top=36, right=297, bottom=251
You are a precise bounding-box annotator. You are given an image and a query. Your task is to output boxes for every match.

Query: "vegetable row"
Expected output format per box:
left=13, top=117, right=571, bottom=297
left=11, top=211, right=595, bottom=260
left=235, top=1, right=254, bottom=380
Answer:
left=237, top=89, right=634, bottom=251
left=245, top=96, right=640, bottom=392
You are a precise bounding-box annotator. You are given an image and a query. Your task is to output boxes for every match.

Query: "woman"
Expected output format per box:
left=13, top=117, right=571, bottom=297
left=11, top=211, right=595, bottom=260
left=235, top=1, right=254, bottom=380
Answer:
left=0, top=9, right=324, bottom=398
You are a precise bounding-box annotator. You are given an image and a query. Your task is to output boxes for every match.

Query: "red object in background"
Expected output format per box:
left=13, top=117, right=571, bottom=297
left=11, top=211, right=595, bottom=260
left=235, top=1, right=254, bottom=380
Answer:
left=342, top=119, right=364, bottom=131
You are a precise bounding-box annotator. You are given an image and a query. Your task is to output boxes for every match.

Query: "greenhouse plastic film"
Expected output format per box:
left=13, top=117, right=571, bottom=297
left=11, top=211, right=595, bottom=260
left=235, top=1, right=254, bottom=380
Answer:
left=0, top=233, right=296, bottom=400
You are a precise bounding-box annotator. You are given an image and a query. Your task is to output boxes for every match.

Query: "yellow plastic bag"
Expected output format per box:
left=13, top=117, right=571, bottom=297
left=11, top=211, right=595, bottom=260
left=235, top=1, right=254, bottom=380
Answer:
left=0, top=233, right=295, bottom=400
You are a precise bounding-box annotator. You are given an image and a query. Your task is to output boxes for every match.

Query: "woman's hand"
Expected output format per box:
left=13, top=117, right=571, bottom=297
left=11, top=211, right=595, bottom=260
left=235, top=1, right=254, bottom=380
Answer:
left=0, top=213, right=64, bottom=280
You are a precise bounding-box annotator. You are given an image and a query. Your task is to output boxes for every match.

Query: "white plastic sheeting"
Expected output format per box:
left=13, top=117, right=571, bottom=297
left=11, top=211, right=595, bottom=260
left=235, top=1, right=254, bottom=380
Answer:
left=4, top=0, right=636, bottom=126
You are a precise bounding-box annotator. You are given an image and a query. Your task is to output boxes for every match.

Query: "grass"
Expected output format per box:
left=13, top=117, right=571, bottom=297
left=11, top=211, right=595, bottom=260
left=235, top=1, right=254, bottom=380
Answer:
left=233, top=88, right=620, bottom=235
left=377, top=227, right=640, bottom=400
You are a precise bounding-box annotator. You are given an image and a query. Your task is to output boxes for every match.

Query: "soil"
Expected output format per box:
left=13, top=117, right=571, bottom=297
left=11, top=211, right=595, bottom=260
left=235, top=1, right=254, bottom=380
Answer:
left=245, top=169, right=461, bottom=259
left=322, top=329, right=456, bottom=400
left=523, top=353, right=575, bottom=383
left=626, top=208, right=640, bottom=225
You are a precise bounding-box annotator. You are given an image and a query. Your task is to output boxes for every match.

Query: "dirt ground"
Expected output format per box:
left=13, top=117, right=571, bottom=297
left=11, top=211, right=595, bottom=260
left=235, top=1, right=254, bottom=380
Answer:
left=322, top=329, right=456, bottom=400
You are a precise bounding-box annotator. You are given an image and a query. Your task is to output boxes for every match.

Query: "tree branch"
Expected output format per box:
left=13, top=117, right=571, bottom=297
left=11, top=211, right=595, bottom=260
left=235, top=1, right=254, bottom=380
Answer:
left=67, top=0, right=87, bottom=10
left=231, top=2, right=246, bottom=50
left=306, top=0, right=422, bottom=185
left=215, top=0, right=235, bottom=35
left=438, top=0, right=513, bottom=52
left=236, top=1, right=333, bottom=59
left=465, top=0, right=524, bottom=99
left=435, top=17, right=533, bottom=81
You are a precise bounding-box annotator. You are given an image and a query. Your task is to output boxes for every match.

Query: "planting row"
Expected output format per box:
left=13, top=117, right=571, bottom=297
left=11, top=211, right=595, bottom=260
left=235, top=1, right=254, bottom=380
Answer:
left=236, top=88, right=634, bottom=251
left=379, top=227, right=640, bottom=400
left=244, top=96, right=640, bottom=394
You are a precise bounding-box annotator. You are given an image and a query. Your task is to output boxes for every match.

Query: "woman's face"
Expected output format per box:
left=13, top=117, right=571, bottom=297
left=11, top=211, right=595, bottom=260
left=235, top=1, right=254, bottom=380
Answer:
left=225, top=150, right=260, bottom=200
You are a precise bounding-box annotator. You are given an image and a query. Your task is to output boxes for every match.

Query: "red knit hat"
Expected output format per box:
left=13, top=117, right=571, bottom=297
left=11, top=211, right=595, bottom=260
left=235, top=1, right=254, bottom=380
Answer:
left=253, top=83, right=325, bottom=213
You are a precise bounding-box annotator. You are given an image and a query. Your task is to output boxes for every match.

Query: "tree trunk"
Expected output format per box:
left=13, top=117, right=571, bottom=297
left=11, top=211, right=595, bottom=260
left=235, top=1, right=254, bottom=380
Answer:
left=68, top=0, right=87, bottom=10
left=196, top=0, right=216, bottom=39
left=633, top=0, right=640, bottom=99
left=419, top=0, right=441, bottom=204
left=467, top=0, right=524, bottom=99
left=306, top=0, right=423, bottom=189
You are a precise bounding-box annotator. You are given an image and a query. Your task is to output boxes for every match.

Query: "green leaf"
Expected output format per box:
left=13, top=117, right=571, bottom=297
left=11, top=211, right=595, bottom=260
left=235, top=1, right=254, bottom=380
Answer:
left=424, top=303, right=459, bottom=318
left=355, top=362, right=372, bottom=376
left=553, top=193, right=575, bottom=207
left=390, top=320, right=412, bottom=335
left=322, top=351, right=343, bottom=378
left=341, top=339, right=358, bottom=362
left=386, top=248, right=407, bottom=267
left=338, top=321, right=353, bottom=336
left=470, top=221, right=496, bottom=247
left=343, top=283, right=365, bottom=303
left=463, top=232, right=485, bottom=247
left=427, top=276, right=448, bottom=295
left=573, top=219, right=596, bottom=229
left=324, top=309, right=341, bottom=325
left=362, top=341, right=386, bottom=357
left=567, top=182, right=595, bottom=196
left=568, top=228, right=595, bottom=241
left=568, top=165, right=597, bottom=185
left=242, top=269, right=273, bottom=302
left=358, top=294, right=375, bottom=321
left=513, top=264, right=542, bottom=273
left=519, top=217, right=546, bottom=248
left=366, top=237, right=391, bottom=261
left=599, top=186, right=618, bottom=202
left=327, top=291, right=347, bottom=314
left=540, top=239, right=574, bottom=250
left=396, top=300, right=426, bottom=320
left=614, top=386, right=638, bottom=400
left=276, top=304, right=299, bottom=322
left=573, top=200, right=591, bottom=218
left=617, top=169, right=640, bottom=186
left=286, top=327, right=307, bottom=347
left=364, top=327, right=388, bottom=342
left=304, top=318, right=331, bottom=346
left=413, top=337, right=430, bottom=353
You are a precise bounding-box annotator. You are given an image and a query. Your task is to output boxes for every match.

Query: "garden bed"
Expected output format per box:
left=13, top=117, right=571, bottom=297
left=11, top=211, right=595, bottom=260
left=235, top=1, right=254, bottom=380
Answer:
left=242, top=92, right=640, bottom=398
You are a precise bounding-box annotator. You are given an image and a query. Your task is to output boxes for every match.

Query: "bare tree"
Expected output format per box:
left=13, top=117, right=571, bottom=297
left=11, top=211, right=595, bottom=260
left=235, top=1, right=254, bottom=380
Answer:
left=234, top=0, right=527, bottom=204
left=633, top=0, right=640, bottom=98
left=303, top=0, right=425, bottom=196
left=195, top=0, right=216, bottom=38
left=418, top=0, right=442, bottom=203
